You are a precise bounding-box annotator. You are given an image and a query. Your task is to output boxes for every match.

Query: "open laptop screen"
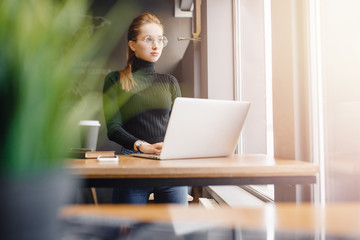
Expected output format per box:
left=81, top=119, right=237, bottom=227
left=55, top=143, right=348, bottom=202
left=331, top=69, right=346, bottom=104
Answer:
left=132, top=97, right=250, bottom=160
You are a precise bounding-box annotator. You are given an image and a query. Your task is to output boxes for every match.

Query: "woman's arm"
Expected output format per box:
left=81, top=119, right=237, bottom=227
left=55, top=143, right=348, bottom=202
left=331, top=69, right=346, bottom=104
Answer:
left=102, top=71, right=138, bottom=150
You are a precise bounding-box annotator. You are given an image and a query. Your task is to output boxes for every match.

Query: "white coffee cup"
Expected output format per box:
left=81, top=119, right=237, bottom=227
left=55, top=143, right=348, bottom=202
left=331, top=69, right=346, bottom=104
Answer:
left=79, top=120, right=101, bottom=150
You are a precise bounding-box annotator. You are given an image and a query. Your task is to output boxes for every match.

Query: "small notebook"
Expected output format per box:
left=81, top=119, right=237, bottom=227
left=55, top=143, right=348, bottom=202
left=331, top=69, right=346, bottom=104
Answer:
left=68, top=148, right=115, bottom=159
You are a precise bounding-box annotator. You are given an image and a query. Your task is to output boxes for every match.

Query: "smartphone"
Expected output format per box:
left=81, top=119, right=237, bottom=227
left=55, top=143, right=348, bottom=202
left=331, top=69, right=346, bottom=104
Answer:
left=97, top=156, right=119, bottom=162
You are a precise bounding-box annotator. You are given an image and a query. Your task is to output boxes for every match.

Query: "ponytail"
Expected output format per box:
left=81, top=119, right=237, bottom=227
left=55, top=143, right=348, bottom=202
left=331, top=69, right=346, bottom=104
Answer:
left=119, top=47, right=136, bottom=91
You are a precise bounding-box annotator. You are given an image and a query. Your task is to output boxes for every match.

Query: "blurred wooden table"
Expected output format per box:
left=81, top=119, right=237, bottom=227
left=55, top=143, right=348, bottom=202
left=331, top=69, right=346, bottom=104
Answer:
left=66, top=154, right=319, bottom=187
left=61, top=203, right=360, bottom=239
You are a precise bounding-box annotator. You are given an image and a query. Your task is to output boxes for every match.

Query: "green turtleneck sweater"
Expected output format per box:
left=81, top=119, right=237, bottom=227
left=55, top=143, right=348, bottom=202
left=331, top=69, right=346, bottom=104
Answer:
left=103, top=57, right=181, bottom=150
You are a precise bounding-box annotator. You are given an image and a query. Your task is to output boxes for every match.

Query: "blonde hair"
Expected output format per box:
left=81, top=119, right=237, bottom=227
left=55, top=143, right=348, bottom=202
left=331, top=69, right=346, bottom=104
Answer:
left=119, top=13, right=164, bottom=91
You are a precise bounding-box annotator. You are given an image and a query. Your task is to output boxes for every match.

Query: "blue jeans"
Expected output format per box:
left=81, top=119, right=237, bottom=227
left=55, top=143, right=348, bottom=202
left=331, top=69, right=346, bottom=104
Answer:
left=112, top=148, right=188, bottom=205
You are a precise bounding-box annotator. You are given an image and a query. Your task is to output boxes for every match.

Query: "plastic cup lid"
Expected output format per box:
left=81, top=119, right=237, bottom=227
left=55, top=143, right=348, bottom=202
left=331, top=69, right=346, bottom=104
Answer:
left=79, top=120, right=101, bottom=126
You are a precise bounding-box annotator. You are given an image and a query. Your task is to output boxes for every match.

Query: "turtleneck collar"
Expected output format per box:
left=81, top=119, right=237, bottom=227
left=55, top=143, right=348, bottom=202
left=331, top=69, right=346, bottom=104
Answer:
left=131, top=56, right=155, bottom=74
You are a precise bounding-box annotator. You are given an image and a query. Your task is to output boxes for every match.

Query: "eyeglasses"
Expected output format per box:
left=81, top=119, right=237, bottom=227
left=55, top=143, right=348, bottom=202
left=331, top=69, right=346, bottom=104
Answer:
left=138, top=35, right=168, bottom=47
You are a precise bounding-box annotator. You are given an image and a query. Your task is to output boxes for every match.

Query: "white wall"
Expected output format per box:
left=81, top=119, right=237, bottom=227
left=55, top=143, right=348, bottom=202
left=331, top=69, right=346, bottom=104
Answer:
left=271, top=0, right=312, bottom=202
left=321, top=0, right=360, bottom=202
left=200, top=0, right=234, bottom=100
left=271, top=0, right=360, bottom=202
left=238, top=0, right=268, bottom=154
left=271, top=0, right=296, bottom=160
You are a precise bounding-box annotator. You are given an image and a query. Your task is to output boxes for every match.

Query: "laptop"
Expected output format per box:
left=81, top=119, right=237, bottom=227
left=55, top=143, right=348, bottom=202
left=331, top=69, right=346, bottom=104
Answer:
left=131, top=97, right=250, bottom=160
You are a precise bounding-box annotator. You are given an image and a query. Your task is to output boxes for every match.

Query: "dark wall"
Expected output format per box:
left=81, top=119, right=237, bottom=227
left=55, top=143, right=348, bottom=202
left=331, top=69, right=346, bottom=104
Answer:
left=90, top=0, right=192, bottom=74
left=89, top=0, right=192, bottom=152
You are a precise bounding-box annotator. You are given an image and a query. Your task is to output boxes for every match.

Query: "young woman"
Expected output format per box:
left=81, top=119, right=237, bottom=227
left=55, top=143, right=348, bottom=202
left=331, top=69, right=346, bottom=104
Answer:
left=103, top=13, right=188, bottom=204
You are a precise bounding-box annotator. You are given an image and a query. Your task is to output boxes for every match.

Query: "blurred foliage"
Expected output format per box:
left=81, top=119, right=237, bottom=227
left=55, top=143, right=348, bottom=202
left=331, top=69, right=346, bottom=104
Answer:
left=0, top=0, right=138, bottom=176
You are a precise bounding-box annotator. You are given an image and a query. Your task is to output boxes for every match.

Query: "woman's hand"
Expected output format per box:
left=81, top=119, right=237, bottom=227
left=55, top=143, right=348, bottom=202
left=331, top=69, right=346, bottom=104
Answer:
left=139, top=142, right=163, bottom=154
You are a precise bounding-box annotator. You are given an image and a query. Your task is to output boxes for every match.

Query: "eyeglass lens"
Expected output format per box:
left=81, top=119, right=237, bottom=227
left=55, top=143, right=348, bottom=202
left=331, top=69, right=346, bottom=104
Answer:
left=144, top=36, right=168, bottom=47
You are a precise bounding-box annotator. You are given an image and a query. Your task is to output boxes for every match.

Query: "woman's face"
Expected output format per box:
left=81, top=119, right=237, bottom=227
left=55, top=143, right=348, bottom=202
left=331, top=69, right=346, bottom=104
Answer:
left=129, top=23, right=165, bottom=62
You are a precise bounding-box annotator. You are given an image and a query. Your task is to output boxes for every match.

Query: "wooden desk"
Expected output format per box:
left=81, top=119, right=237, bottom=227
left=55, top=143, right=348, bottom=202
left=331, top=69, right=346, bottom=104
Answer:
left=61, top=203, right=360, bottom=239
left=66, top=154, right=319, bottom=188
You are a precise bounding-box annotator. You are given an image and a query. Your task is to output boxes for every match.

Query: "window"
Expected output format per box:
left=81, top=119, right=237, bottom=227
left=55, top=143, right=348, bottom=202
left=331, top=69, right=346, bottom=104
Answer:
left=234, top=0, right=274, bottom=200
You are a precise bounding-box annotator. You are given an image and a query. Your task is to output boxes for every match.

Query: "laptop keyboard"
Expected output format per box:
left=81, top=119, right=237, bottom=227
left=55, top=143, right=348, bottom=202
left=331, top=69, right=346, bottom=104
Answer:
left=130, top=153, right=161, bottom=159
